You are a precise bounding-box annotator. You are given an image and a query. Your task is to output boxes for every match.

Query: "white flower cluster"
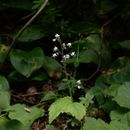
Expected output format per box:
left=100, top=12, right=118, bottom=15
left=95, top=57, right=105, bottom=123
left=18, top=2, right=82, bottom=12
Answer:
left=76, top=80, right=82, bottom=89
left=52, top=34, right=76, bottom=62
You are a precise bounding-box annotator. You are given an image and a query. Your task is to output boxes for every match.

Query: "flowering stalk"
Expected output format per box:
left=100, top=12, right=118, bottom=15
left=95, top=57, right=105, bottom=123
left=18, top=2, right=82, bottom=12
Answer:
left=52, top=34, right=82, bottom=96
left=52, top=34, right=73, bottom=79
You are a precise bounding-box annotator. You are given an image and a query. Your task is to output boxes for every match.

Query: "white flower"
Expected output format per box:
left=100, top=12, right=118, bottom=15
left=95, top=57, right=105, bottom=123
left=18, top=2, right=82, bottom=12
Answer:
left=63, top=54, right=70, bottom=60
left=63, top=55, right=66, bottom=60
left=61, top=60, right=64, bottom=63
left=77, top=85, right=81, bottom=89
left=52, top=53, right=57, bottom=58
left=55, top=34, right=60, bottom=38
left=56, top=52, right=59, bottom=56
left=62, top=43, right=66, bottom=49
left=53, top=46, right=58, bottom=52
left=67, top=43, right=72, bottom=47
left=65, top=54, right=70, bottom=59
left=52, top=38, right=56, bottom=42
left=70, top=52, right=75, bottom=56
left=77, top=80, right=81, bottom=84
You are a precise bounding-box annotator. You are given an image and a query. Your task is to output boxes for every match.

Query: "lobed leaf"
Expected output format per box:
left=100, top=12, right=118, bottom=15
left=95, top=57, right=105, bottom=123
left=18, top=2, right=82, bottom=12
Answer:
left=10, top=47, right=45, bottom=78
left=49, top=96, right=86, bottom=123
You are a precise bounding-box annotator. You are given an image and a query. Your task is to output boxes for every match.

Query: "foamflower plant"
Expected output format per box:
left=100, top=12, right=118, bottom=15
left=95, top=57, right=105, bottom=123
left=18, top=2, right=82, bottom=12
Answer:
left=52, top=33, right=83, bottom=96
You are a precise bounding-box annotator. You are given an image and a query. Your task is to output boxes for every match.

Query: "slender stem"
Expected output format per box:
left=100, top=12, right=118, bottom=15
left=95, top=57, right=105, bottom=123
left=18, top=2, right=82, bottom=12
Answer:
left=58, top=38, right=69, bottom=78
left=85, top=13, right=120, bottom=82
left=0, top=0, right=49, bottom=70
left=10, top=0, right=49, bottom=50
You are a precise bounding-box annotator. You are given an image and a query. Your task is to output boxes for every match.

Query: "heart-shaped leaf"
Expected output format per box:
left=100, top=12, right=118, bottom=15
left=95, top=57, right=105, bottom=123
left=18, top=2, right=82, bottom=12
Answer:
left=17, top=25, right=45, bottom=42
left=10, top=47, right=45, bottom=78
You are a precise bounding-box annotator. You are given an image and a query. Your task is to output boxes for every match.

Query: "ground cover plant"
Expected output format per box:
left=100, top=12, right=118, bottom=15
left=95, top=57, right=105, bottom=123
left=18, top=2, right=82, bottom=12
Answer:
left=0, top=0, right=130, bottom=129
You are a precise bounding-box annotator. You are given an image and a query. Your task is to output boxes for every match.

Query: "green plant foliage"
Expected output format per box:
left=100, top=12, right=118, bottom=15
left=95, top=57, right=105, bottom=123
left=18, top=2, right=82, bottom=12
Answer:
left=8, top=71, right=27, bottom=81
left=106, top=84, right=120, bottom=97
left=10, top=47, right=45, bottom=78
left=0, top=44, right=9, bottom=65
left=82, top=117, right=130, bottom=130
left=32, top=0, right=45, bottom=10
left=95, top=0, right=117, bottom=15
left=6, top=104, right=44, bottom=128
left=110, top=110, right=130, bottom=126
left=0, top=117, right=28, bottom=130
left=111, top=82, right=130, bottom=109
left=68, top=34, right=111, bottom=67
left=42, top=56, right=62, bottom=79
left=118, top=40, right=130, bottom=49
left=41, top=91, right=57, bottom=101
left=0, top=76, right=10, bottom=112
left=79, top=91, right=94, bottom=108
left=69, top=22, right=99, bottom=34
left=0, top=0, right=32, bottom=10
left=79, top=49, right=98, bottom=64
left=17, top=25, right=45, bottom=42
left=82, top=117, right=108, bottom=130
left=102, top=57, right=130, bottom=84
left=1, top=0, right=130, bottom=129
left=30, top=70, right=47, bottom=81
left=48, top=96, right=86, bottom=123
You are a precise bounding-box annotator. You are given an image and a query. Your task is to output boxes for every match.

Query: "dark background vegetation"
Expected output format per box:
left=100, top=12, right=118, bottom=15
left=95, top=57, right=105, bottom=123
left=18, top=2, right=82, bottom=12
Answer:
left=0, top=0, right=130, bottom=129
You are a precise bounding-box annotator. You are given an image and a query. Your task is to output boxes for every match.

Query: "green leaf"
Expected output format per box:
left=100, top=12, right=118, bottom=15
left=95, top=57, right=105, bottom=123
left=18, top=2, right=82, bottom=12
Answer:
left=110, top=111, right=130, bottom=126
left=82, top=117, right=108, bottom=130
left=17, top=25, right=45, bottom=42
left=113, top=82, right=130, bottom=109
left=0, top=76, right=10, bottom=111
left=101, top=99, right=118, bottom=114
left=6, top=104, right=44, bottom=127
left=30, top=70, right=47, bottom=81
left=0, top=117, right=28, bottom=130
left=10, top=47, right=44, bottom=78
left=0, top=75, right=9, bottom=91
left=82, top=117, right=130, bottom=130
left=79, top=91, right=94, bottom=108
left=109, top=121, right=130, bottom=130
left=118, top=40, right=130, bottom=49
left=8, top=71, right=27, bottom=81
left=106, top=82, right=130, bottom=110
left=89, top=86, right=106, bottom=106
left=48, top=96, right=86, bottom=123
left=69, top=22, right=99, bottom=34
left=103, top=57, right=130, bottom=84
left=96, top=0, right=117, bottom=15
left=45, top=124, right=55, bottom=130
left=79, top=49, right=98, bottom=64
left=107, top=84, right=120, bottom=97
left=72, top=34, right=111, bottom=67
left=41, top=91, right=57, bottom=101
left=43, top=56, right=62, bottom=79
